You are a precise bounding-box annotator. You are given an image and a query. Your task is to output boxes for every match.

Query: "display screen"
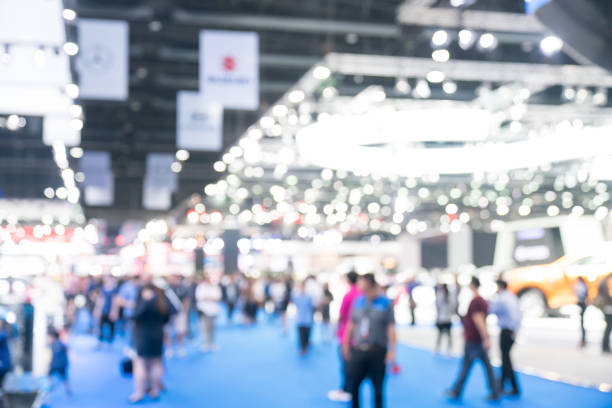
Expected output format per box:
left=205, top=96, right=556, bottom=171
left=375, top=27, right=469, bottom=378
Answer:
left=513, top=227, right=563, bottom=266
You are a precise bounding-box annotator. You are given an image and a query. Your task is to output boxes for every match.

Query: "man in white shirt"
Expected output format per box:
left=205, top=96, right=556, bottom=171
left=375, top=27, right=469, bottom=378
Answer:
left=489, top=279, right=522, bottom=396
left=196, top=275, right=222, bottom=352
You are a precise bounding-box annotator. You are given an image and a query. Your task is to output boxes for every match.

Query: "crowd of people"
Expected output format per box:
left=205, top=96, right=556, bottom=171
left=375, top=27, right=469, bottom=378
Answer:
left=0, top=265, right=610, bottom=406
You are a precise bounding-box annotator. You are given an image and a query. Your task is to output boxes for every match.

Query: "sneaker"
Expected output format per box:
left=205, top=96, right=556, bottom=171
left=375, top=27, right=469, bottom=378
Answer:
left=485, top=394, right=500, bottom=402
left=328, top=390, right=352, bottom=402
left=444, top=390, right=459, bottom=400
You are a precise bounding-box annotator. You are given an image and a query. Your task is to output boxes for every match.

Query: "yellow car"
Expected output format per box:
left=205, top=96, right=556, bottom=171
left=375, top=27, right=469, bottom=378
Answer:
left=505, top=253, right=612, bottom=317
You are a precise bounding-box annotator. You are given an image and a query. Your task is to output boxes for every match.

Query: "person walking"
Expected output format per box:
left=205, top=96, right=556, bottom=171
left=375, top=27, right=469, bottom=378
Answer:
left=435, top=283, right=456, bottom=355
left=328, top=270, right=360, bottom=402
left=320, top=284, right=334, bottom=343
left=595, top=274, right=612, bottom=353
left=292, top=281, right=315, bottom=355
left=342, top=273, right=396, bottom=408
left=489, top=279, right=522, bottom=397
left=48, top=329, right=71, bottom=395
left=221, top=274, right=240, bottom=324
left=446, top=276, right=499, bottom=401
left=405, top=278, right=418, bottom=326
left=574, top=276, right=588, bottom=348
left=95, top=275, right=118, bottom=347
left=0, top=320, right=12, bottom=387
left=116, top=275, right=139, bottom=352
left=196, top=275, right=222, bottom=352
left=130, top=281, right=170, bottom=403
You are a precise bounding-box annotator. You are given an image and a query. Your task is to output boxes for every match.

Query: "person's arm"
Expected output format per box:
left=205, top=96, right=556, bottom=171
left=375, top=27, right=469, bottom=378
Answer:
left=472, top=311, right=490, bottom=349
left=386, top=324, right=396, bottom=364
left=341, top=321, right=354, bottom=360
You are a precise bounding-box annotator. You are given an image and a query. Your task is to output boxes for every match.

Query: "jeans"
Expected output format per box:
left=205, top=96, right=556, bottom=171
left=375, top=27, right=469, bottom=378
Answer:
left=298, top=326, right=311, bottom=352
left=500, top=329, right=519, bottom=393
left=451, top=341, right=499, bottom=398
left=578, top=302, right=587, bottom=344
left=99, top=314, right=115, bottom=343
left=603, top=314, right=612, bottom=352
left=348, top=347, right=386, bottom=408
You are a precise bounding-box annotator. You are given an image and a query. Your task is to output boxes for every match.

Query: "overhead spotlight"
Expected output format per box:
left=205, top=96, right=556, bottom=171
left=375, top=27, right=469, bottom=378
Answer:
left=63, top=42, right=79, bottom=56
left=395, top=78, right=411, bottom=94
left=432, top=49, right=450, bottom=62
left=562, top=86, right=576, bottom=100
left=478, top=33, right=498, bottom=50
left=70, top=118, right=83, bottom=131
left=176, top=149, right=190, bottom=161
left=450, top=0, right=477, bottom=6
left=64, top=83, right=79, bottom=99
left=170, top=161, right=182, bottom=173
left=413, top=79, right=431, bottom=99
left=575, top=87, right=590, bottom=104
left=321, top=86, right=337, bottom=99
left=431, top=30, right=449, bottom=47
left=312, top=65, right=331, bottom=80
left=442, top=81, right=457, bottom=94
left=69, top=104, right=83, bottom=117
left=62, top=8, right=77, bottom=21
left=458, top=29, right=475, bottom=50
left=426, top=70, right=445, bottom=83
left=288, top=89, right=305, bottom=104
left=540, top=35, right=563, bottom=56
left=593, top=87, right=608, bottom=106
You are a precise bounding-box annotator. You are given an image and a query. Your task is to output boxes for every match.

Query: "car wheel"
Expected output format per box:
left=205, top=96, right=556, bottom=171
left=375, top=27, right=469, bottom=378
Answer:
left=518, top=289, right=548, bottom=318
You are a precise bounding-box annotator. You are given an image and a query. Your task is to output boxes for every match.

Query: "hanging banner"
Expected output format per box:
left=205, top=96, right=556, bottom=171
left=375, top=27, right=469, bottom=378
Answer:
left=199, top=30, right=259, bottom=110
left=177, top=91, right=223, bottom=151
left=143, top=153, right=177, bottom=210
left=77, top=19, right=129, bottom=101
left=80, top=151, right=114, bottom=206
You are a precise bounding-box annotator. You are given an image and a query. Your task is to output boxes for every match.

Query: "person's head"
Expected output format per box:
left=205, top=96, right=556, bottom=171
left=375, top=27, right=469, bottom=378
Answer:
left=577, top=276, right=586, bottom=284
left=496, top=279, right=508, bottom=293
left=469, top=276, right=480, bottom=294
left=297, top=280, right=306, bottom=291
left=103, top=275, right=115, bottom=288
left=347, top=270, right=358, bottom=286
left=358, top=273, right=377, bottom=295
left=47, top=329, right=60, bottom=344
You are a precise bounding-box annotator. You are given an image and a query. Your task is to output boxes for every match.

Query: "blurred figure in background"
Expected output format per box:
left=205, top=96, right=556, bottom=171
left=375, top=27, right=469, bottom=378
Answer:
left=242, top=279, right=259, bottom=325
left=196, top=275, right=222, bottom=352
left=489, top=279, right=522, bottom=397
left=597, top=274, right=612, bottom=353
left=130, top=281, right=170, bottom=403
left=48, top=329, right=70, bottom=395
left=292, top=281, right=315, bottom=355
left=116, top=275, right=139, bottom=353
left=405, top=277, right=418, bottom=326
left=95, top=275, right=118, bottom=348
left=446, top=277, right=499, bottom=401
left=342, top=273, right=396, bottom=408
left=221, top=274, right=240, bottom=324
left=435, top=283, right=456, bottom=355
left=320, top=284, right=333, bottom=343
left=167, top=274, right=190, bottom=358
left=0, top=320, right=12, bottom=387
left=328, top=270, right=360, bottom=403
left=574, top=276, right=588, bottom=348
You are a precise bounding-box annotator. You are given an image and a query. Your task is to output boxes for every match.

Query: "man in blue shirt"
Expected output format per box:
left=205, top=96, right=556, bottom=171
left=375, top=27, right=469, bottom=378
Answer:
left=292, top=281, right=314, bottom=355
left=489, top=279, right=522, bottom=396
left=342, top=273, right=396, bottom=408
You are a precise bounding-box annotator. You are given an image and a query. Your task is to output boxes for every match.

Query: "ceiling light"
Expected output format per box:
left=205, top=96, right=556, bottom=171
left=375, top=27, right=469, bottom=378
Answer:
left=432, top=49, right=450, bottom=62
left=70, top=118, right=83, bottom=131
left=432, top=30, right=449, bottom=47
left=313, top=65, right=331, bottom=80
left=65, top=83, right=79, bottom=99
left=213, top=161, right=226, bottom=172
left=479, top=33, right=498, bottom=50
left=575, top=87, right=590, bottom=104
left=593, top=88, right=608, bottom=106
left=43, top=187, right=55, bottom=199
left=442, top=81, right=457, bottom=94
left=69, top=104, right=83, bottom=117
left=62, top=9, right=77, bottom=21
left=171, top=161, right=182, bottom=173
left=547, top=205, right=560, bottom=217
left=426, top=70, right=445, bottom=83
left=63, top=42, right=79, bottom=56
left=176, top=149, right=190, bottom=161
left=563, top=86, right=576, bottom=100
left=288, top=90, right=305, bottom=104
left=259, top=116, right=274, bottom=129
left=272, top=104, right=289, bottom=117
left=458, top=29, right=475, bottom=49
left=413, top=80, right=431, bottom=98
left=70, top=147, right=83, bottom=158
left=540, top=35, right=563, bottom=56
left=322, top=86, right=338, bottom=99
left=395, top=78, right=411, bottom=94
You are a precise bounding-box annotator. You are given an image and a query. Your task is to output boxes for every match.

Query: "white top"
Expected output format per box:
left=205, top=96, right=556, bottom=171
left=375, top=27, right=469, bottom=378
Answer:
left=196, top=282, right=222, bottom=317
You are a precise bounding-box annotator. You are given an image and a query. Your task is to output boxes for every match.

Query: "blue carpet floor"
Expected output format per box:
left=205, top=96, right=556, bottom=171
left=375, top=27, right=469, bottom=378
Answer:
left=48, top=322, right=612, bottom=408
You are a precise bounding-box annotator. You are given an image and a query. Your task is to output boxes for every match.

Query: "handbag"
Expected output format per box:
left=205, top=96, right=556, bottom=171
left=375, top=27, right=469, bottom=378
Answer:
left=120, top=357, right=133, bottom=377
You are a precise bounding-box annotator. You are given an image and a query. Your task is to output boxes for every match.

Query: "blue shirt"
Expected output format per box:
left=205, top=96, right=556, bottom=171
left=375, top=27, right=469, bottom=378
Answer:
left=292, top=291, right=314, bottom=327
left=118, top=281, right=139, bottom=318
left=351, top=295, right=395, bottom=347
left=489, top=290, right=522, bottom=331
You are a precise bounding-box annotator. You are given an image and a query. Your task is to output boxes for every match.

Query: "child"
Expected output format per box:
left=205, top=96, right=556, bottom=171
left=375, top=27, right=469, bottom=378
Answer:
left=48, top=329, right=71, bottom=395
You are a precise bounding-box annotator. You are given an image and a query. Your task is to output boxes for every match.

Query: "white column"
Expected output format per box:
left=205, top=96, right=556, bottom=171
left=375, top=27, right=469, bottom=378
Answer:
left=448, top=225, right=473, bottom=271
left=397, top=234, right=421, bottom=274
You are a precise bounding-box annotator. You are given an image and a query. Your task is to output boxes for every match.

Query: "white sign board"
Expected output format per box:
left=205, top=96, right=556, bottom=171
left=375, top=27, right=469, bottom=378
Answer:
left=77, top=19, right=129, bottom=101
left=177, top=91, right=223, bottom=151
left=199, top=30, right=259, bottom=110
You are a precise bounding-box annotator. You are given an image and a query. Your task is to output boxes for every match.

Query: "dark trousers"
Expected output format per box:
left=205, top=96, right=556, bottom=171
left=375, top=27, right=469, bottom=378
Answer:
left=298, top=326, right=311, bottom=352
left=338, top=346, right=349, bottom=391
left=348, top=347, right=386, bottom=408
left=99, top=314, right=115, bottom=343
left=603, top=314, right=612, bottom=352
left=578, top=303, right=587, bottom=344
left=451, top=342, right=498, bottom=398
left=500, top=329, right=519, bottom=393
left=436, top=322, right=452, bottom=351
